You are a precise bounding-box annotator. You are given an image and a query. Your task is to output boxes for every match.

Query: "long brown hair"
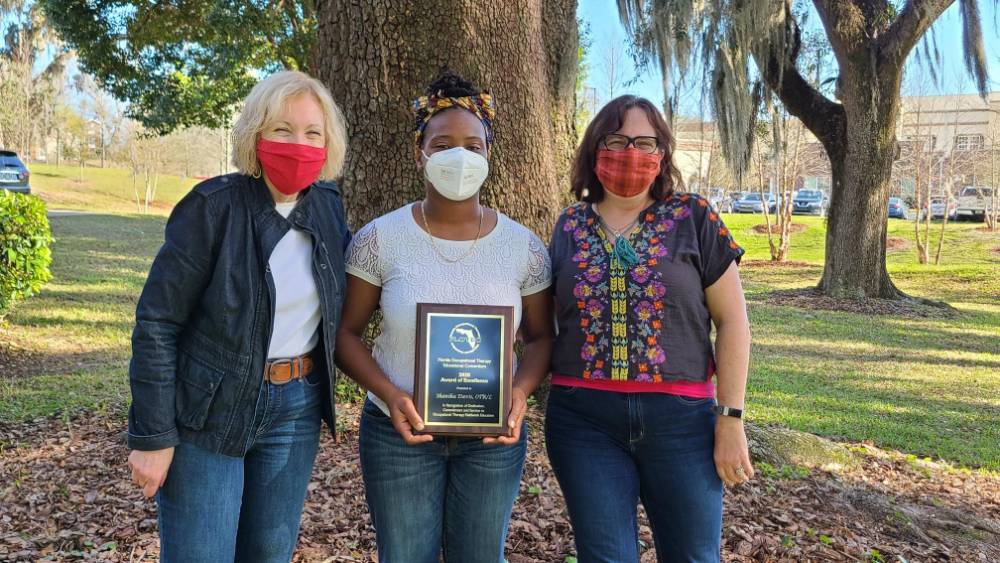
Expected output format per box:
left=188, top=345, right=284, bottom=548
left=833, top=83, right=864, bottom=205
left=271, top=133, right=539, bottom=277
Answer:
left=571, top=95, right=683, bottom=202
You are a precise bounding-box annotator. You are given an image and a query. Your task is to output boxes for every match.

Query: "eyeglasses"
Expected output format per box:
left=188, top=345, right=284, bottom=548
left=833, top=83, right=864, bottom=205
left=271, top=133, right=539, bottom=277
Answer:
left=601, top=134, right=661, bottom=154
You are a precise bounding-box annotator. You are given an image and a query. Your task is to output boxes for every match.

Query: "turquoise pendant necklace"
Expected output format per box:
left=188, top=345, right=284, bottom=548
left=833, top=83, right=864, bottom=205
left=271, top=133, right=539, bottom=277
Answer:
left=594, top=204, right=640, bottom=269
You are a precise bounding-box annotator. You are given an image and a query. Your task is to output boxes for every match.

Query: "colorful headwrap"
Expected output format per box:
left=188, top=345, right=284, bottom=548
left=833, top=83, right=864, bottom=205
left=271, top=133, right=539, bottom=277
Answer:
left=412, top=91, right=496, bottom=147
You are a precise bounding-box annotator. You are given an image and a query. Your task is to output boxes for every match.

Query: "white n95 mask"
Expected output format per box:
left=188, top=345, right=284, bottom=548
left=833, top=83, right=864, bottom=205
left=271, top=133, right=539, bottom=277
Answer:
left=422, top=147, right=489, bottom=201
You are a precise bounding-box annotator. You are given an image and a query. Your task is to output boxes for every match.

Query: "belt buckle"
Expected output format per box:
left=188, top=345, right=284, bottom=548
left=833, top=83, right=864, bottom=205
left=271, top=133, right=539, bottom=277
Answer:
left=266, top=358, right=295, bottom=385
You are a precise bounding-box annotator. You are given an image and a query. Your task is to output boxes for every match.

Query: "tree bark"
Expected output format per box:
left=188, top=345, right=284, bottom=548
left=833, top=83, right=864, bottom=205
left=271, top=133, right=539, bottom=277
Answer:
left=817, top=60, right=904, bottom=298
left=315, top=0, right=579, bottom=235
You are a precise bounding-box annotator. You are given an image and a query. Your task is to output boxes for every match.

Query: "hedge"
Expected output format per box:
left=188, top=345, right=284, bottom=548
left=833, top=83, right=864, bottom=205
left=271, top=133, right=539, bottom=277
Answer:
left=0, top=190, right=53, bottom=319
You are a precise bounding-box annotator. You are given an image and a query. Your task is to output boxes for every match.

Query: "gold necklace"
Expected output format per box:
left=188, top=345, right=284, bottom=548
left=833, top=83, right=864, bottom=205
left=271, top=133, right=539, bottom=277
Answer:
left=419, top=201, right=485, bottom=264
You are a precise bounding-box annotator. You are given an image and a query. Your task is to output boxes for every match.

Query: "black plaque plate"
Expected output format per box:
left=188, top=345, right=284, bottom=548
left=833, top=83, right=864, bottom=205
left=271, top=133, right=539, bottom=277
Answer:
left=414, top=303, right=514, bottom=436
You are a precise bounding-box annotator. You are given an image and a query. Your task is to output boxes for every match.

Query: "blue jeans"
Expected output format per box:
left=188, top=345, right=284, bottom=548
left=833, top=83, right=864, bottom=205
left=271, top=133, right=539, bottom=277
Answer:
left=545, top=386, right=723, bottom=563
left=156, top=371, right=324, bottom=563
left=359, top=399, right=527, bottom=563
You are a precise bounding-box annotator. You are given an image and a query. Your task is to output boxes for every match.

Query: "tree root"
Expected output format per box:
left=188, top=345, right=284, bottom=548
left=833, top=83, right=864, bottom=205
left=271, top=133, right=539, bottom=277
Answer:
left=745, top=422, right=854, bottom=468
left=839, top=486, right=1000, bottom=556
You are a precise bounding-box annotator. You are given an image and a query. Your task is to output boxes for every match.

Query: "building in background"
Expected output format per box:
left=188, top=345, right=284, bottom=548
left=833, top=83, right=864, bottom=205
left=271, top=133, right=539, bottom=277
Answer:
left=667, top=92, right=999, bottom=203
left=672, top=119, right=718, bottom=192
left=896, top=92, right=1000, bottom=199
left=899, top=92, right=1000, bottom=153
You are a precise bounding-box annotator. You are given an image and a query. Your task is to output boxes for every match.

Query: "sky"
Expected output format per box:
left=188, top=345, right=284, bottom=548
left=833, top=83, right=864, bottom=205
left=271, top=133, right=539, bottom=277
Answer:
left=4, top=1, right=998, bottom=122
left=577, top=0, right=1000, bottom=118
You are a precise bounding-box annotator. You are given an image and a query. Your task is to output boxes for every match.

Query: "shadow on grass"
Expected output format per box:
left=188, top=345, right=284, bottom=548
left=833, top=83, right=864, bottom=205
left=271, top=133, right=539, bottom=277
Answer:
left=1, top=213, right=163, bottom=420
left=36, top=288, right=139, bottom=305
left=1, top=348, right=126, bottom=380
left=752, top=306, right=1000, bottom=356
left=757, top=342, right=1000, bottom=371
left=10, top=314, right=133, bottom=333
left=43, top=214, right=163, bottom=282
left=749, top=352, right=1000, bottom=469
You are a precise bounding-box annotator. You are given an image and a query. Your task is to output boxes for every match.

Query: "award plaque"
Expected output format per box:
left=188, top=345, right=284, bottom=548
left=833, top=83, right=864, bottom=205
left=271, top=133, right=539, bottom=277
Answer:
left=414, top=303, right=514, bottom=436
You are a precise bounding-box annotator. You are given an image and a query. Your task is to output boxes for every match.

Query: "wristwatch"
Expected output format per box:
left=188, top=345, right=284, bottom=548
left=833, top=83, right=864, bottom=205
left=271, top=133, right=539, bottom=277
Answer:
left=713, top=405, right=744, bottom=419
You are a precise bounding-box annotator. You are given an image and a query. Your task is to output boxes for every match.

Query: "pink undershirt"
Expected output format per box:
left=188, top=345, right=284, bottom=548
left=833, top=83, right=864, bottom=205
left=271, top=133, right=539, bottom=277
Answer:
left=550, top=368, right=716, bottom=398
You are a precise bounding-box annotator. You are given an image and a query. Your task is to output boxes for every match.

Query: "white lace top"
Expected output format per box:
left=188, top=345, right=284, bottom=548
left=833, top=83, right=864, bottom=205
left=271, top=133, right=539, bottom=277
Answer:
left=345, top=203, right=552, bottom=414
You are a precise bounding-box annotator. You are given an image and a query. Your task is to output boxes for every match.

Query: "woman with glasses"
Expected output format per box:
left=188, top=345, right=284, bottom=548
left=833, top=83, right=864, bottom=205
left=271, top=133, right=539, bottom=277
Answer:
left=544, top=95, right=753, bottom=562
left=335, top=70, right=553, bottom=562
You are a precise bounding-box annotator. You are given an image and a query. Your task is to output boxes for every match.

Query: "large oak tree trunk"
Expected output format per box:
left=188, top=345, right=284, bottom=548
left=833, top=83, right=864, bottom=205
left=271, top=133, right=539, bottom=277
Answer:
left=315, top=0, right=579, bottom=235
left=755, top=0, right=964, bottom=300
left=818, top=68, right=903, bottom=298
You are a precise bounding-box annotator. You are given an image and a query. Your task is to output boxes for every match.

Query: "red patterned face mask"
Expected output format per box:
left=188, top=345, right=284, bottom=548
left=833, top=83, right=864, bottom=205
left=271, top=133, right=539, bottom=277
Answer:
left=594, top=148, right=663, bottom=197
left=256, top=138, right=327, bottom=195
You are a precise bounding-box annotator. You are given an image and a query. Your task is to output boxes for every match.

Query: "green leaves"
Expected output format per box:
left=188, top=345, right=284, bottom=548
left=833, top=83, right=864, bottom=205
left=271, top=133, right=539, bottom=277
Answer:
left=39, top=0, right=317, bottom=135
left=0, top=190, right=54, bottom=319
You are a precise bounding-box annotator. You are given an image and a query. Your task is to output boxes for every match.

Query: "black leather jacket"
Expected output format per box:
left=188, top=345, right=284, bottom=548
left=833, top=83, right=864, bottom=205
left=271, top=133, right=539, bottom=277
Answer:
left=127, top=173, right=349, bottom=457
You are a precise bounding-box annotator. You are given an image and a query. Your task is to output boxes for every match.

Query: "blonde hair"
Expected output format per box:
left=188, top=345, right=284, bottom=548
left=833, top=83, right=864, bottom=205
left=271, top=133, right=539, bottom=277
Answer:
left=231, top=70, right=348, bottom=180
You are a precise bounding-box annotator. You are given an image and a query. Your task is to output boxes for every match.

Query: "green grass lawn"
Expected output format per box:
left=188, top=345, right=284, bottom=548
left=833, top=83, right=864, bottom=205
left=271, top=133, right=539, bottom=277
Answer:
left=0, top=213, right=166, bottom=420
left=2, top=176, right=999, bottom=470
left=28, top=163, right=198, bottom=215
left=725, top=214, right=999, bottom=470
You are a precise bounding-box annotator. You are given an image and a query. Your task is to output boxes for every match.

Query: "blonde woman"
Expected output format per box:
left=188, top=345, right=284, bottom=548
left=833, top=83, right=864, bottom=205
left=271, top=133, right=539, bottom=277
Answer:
left=125, top=70, right=350, bottom=563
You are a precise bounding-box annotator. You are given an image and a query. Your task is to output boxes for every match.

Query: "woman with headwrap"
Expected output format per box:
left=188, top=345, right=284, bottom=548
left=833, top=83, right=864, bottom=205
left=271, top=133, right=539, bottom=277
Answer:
left=334, top=70, right=554, bottom=563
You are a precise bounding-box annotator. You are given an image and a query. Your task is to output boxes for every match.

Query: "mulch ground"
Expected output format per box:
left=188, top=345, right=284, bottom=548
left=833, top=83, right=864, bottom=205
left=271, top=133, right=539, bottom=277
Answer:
left=885, top=237, right=911, bottom=251
left=763, top=288, right=958, bottom=319
left=2, top=405, right=998, bottom=562
left=751, top=223, right=810, bottom=235
left=740, top=260, right=815, bottom=269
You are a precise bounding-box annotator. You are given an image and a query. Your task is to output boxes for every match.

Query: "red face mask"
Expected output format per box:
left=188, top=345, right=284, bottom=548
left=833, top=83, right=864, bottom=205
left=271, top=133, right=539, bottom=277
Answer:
left=256, top=138, right=327, bottom=195
left=594, top=148, right=663, bottom=198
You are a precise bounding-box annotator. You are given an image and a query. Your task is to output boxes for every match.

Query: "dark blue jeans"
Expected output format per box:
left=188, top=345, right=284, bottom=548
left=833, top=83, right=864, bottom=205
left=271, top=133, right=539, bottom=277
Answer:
left=359, top=399, right=527, bottom=563
left=156, top=371, right=324, bottom=563
left=545, top=386, right=723, bottom=563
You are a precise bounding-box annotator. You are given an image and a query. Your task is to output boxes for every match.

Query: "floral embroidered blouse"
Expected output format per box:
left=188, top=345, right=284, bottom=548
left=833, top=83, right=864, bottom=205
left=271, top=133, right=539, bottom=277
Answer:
left=549, top=194, right=744, bottom=394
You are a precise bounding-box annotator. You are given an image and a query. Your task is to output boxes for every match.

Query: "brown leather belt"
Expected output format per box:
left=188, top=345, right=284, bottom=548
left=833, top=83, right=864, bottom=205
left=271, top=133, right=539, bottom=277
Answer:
left=264, top=351, right=315, bottom=385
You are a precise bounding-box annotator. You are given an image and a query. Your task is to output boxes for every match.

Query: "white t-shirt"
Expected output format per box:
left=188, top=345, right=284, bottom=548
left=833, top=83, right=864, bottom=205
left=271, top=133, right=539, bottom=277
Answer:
left=345, top=203, right=552, bottom=414
left=267, top=201, right=321, bottom=359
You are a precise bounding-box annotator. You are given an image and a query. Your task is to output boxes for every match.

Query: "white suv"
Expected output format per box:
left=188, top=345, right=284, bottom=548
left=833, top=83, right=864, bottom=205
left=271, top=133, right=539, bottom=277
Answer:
left=956, top=186, right=995, bottom=222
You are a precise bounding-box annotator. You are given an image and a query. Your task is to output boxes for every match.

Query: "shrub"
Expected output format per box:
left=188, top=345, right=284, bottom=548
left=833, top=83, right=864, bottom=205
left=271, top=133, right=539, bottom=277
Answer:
left=0, top=190, right=53, bottom=319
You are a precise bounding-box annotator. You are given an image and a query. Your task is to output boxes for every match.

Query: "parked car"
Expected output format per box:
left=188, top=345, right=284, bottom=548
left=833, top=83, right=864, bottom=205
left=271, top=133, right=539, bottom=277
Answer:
left=732, top=192, right=776, bottom=213
left=792, top=189, right=828, bottom=216
left=722, top=191, right=745, bottom=213
left=956, top=186, right=995, bottom=222
left=887, top=197, right=908, bottom=219
left=919, top=197, right=957, bottom=221
left=0, top=150, right=30, bottom=194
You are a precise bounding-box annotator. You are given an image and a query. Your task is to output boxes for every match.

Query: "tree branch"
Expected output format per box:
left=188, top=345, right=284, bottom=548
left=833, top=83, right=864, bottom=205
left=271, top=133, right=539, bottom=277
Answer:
left=879, top=0, right=956, bottom=71
left=811, top=0, right=867, bottom=55
left=753, top=17, right=845, bottom=152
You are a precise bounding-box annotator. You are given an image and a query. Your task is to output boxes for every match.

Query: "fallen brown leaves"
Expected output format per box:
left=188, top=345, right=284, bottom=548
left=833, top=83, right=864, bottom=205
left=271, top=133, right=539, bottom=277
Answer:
left=2, top=406, right=998, bottom=562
